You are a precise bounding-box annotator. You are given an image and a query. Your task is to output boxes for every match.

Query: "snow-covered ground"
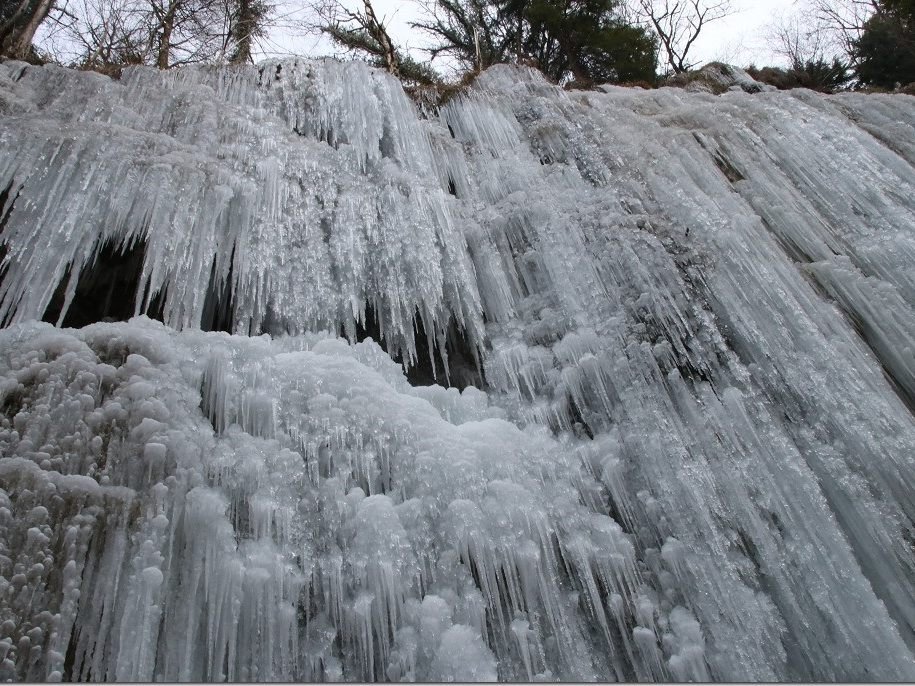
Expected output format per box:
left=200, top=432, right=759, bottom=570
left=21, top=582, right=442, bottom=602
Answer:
left=0, top=58, right=914, bottom=681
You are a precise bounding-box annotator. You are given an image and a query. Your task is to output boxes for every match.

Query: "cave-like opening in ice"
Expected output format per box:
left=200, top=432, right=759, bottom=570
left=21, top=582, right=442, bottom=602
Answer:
left=346, top=302, right=485, bottom=390
left=200, top=252, right=236, bottom=334
left=40, top=239, right=164, bottom=328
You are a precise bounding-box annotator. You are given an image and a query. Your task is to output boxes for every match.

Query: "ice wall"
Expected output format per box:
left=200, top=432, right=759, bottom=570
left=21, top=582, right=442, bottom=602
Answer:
left=0, top=57, right=914, bottom=682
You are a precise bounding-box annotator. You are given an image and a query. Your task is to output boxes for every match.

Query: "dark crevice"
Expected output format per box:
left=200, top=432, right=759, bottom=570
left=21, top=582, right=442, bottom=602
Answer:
left=0, top=182, right=20, bottom=302
left=692, top=132, right=745, bottom=184
left=230, top=496, right=252, bottom=542
left=712, top=151, right=746, bottom=183
left=42, top=262, right=73, bottom=323
left=379, top=127, right=397, bottom=159
left=42, top=239, right=163, bottom=328
left=783, top=245, right=915, bottom=416
left=1, top=386, right=23, bottom=421
left=147, top=288, right=166, bottom=323
left=758, top=215, right=816, bottom=266
left=836, top=299, right=915, bottom=415
left=736, top=528, right=763, bottom=576
left=199, top=355, right=227, bottom=435
left=882, top=367, right=915, bottom=416
left=0, top=180, right=20, bottom=236
left=201, top=250, right=236, bottom=333
left=62, top=625, right=78, bottom=681
left=345, top=302, right=485, bottom=390
left=567, top=396, right=595, bottom=439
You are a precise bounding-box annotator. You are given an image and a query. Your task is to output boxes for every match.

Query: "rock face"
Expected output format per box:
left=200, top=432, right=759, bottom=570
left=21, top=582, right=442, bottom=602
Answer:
left=0, top=57, right=914, bottom=682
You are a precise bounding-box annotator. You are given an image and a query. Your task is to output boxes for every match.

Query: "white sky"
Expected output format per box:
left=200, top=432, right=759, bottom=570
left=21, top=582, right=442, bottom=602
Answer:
left=689, top=0, right=801, bottom=66
left=258, top=0, right=804, bottom=72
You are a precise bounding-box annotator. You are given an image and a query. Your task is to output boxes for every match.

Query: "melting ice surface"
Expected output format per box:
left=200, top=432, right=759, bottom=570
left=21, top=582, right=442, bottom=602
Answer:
left=0, top=58, right=914, bottom=682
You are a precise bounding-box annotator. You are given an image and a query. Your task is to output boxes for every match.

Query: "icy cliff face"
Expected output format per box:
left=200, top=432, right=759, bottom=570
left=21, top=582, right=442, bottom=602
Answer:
left=0, top=57, right=915, bottom=682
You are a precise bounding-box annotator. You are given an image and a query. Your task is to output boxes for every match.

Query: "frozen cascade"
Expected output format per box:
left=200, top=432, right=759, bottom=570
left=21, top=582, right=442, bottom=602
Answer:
left=0, top=58, right=914, bottom=681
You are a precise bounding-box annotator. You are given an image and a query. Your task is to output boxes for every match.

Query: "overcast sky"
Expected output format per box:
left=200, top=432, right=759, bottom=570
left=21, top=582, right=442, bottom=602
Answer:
left=690, top=0, right=800, bottom=66
left=259, top=0, right=804, bottom=71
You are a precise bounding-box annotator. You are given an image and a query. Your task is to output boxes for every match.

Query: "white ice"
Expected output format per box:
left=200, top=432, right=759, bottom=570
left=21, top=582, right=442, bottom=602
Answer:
left=0, top=58, right=914, bottom=681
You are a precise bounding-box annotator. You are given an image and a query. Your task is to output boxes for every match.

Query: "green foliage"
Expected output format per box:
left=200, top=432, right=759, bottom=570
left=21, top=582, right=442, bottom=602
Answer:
left=884, top=0, right=915, bottom=22
left=563, top=17, right=658, bottom=84
left=397, top=53, right=442, bottom=85
left=414, top=0, right=657, bottom=85
left=323, top=23, right=441, bottom=86
left=853, top=1, right=915, bottom=88
left=323, top=23, right=384, bottom=57
left=229, top=0, right=271, bottom=64
left=521, top=0, right=657, bottom=83
left=0, top=0, right=53, bottom=58
left=801, top=57, right=854, bottom=91
left=747, top=58, right=853, bottom=94
left=410, top=0, right=516, bottom=73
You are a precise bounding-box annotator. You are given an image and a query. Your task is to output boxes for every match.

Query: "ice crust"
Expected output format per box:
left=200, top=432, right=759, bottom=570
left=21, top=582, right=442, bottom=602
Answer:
left=0, top=58, right=914, bottom=681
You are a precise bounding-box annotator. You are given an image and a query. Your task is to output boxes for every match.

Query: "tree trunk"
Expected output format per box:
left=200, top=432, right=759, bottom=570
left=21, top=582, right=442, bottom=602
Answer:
left=0, top=0, right=54, bottom=59
left=362, top=0, right=399, bottom=77
left=156, top=2, right=176, bottom=69
left=229, top=0, right=254, bottom=65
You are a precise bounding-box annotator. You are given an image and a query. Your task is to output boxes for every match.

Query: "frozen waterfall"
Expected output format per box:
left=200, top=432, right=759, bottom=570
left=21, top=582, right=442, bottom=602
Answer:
left=1, top=57, right=915, bottom=681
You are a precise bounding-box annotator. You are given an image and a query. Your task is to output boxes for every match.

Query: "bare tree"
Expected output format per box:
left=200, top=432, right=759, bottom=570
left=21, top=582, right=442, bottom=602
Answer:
left=316, top=0, right=400, bottom=75
left=145, top=0, right=237, bottom=68
left=311, top=0, right=439, bottom=84
left=633, top=0, right=732, bottom=74
left=768, top=9, right=831, bottom=68
left=806, top=0, right=879, bottom=61
left=755, top=7, right=854, bottom=92
left=409, top=0, right=514, bottom=75
left=36, top=0, right=267, bottom=69
left=33, top=0, right=150, bottom=66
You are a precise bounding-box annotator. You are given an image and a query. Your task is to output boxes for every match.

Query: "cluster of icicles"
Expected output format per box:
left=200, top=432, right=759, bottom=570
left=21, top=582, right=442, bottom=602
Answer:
left=0, top=57, right=914, bottom=682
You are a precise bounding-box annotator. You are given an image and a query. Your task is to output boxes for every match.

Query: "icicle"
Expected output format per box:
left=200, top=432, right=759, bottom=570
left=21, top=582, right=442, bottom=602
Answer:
left=3, top=56, right=915, bottom=683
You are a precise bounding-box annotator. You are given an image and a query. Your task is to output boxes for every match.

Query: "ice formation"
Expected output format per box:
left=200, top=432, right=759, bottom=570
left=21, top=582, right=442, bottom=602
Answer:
left=0, top=57, right=914, bottom=681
